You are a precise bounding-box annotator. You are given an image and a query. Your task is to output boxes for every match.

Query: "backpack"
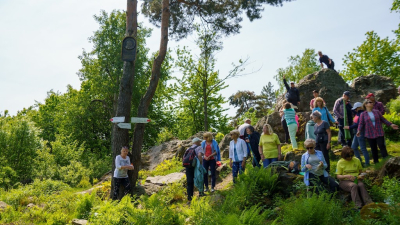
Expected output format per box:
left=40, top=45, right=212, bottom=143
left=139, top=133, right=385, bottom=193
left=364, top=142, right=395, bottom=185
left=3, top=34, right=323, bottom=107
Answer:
left=182, top=147, right=197, bottom=168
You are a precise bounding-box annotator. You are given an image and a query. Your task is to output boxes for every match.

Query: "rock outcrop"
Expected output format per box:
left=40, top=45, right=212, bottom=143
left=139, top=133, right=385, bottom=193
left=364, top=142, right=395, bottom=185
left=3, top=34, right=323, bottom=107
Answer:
left=377, top=156, right=400, bottom=180
left=0, top=201, right=8, bottom=210
left=143, top=172, right=185, bottom=195
left=142, top=132, right=215, bottom=170
left=218, top=133, right=232, bottom=159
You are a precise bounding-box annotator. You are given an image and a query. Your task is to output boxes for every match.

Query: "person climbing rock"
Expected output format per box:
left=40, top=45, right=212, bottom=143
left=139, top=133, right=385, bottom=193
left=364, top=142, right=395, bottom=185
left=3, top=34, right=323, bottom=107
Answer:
left=283, top=75, right=300, bottom=108
left=318, top=51, right=336, bottom=72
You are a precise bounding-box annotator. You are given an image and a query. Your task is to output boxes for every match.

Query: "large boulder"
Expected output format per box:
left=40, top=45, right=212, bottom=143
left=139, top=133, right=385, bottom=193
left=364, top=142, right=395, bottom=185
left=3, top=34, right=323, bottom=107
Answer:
left=275, top=69, right=397, bottom=112
left=0, top=201, right=8, bottom=210
left=218, top=133, right=232, bottom=159
left=143, top=172, right=185, bottom=195
left=377, top=156, right=400, bottom=180
left=142, top=132, right=216, bottom=170
left=254, top=112, right=311, bottom=142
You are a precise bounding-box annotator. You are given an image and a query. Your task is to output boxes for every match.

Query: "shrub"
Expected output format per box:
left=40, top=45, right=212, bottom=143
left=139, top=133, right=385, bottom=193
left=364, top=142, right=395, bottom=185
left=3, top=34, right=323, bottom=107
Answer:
left=75, top=192, right=97, bottom=219
left=59, top=160, right=92, bottom=187
left=277, top=193, right=345, bottom=225
left=151, top=157, right=182, bottom=176
left=222, top=167, right=279, bottom=214
left=0, top=166, right=17, bottom=190
left=387, top=97, right=400, bottom=114
left=77, top=176, right=92, bottom=189
left=215, top=132, right=225, bottom=143
left=383, top=112, right=400, bottom=141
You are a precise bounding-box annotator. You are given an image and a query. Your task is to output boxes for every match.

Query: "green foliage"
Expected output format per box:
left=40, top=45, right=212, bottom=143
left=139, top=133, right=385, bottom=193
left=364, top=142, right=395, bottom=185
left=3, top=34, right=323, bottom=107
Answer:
left=75, top=192, right=97, bottom=219
left=156, top=127, right=175, bottom=144
left=59, top=161, right=92, bottom=187
left=0, top=116, right=40, bottom=182
left=382, top=176, right=400, bottom=205
left=277, top=193, right=347, bottom=225
left=0, top=165, right=17, bottom=190
left=342, top=31, right=400, bottom=85
left=186, top=196, right=219, bottom=225
left=173, top=27, right=243, bottom=138
left=222, top=167, right=279, bottom=214
left=274, top=48, right=320, bottom=94
left=383, top=112, right=400, bottom=141
left=387, top=97, right=400, bottom=114
left=215, top=132, right=225, bottom=143
left=235, top=107, right=258, bottom=127
left=151, top=157, right=182, bottom=176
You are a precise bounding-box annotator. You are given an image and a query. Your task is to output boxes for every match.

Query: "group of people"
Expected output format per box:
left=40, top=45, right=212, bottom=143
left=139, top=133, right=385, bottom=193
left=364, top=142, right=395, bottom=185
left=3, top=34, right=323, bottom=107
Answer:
left=111, top=59, right=400, bottom=209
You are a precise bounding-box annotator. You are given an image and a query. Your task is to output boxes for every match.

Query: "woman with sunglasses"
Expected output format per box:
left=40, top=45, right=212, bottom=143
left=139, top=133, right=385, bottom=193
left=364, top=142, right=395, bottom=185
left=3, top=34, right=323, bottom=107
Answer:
left=301, top=139, right=339, bottom=193
left=336, top=146, right=372, bottom=209
left=357, top=100, right=399, bottom=163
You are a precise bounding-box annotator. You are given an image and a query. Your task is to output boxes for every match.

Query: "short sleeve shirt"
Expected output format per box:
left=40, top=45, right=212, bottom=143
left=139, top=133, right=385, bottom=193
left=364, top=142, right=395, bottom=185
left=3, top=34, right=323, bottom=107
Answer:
left=259, top=133, right=281, bottom=159
left=319, top=55, right=330, bottom=65
left=314, top=121, right=330, bottom=143
left=335, top=157, right=362, bottom=177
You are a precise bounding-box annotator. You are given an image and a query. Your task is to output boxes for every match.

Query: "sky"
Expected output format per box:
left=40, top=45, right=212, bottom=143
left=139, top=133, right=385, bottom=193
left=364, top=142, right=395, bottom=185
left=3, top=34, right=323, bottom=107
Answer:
left=0, top=0, right=399, bottom=118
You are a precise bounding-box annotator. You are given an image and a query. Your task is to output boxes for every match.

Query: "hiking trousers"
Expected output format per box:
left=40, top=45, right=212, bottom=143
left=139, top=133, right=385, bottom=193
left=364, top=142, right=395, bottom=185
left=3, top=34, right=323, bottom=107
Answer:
left=281, top=119, right=290, bottom=143
left=366, top=136, right=388, bottom=163
left=232, top=161, right=245, bottom=183
left=203, top=159, right=216, bottom=189
left=186, top=167, right=195, bottom=201
left=113, top=177, right=131, bottom=200
left=339, top=180, right=372, bottom=208
left=287, top=123, right=298, bottom=149
left=351, top=134, right=370, bottom=166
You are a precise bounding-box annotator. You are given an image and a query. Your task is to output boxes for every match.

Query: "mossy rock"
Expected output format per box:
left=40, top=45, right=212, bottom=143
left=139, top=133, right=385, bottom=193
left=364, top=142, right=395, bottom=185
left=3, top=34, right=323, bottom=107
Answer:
left=360, top=202, right=392, bottom=220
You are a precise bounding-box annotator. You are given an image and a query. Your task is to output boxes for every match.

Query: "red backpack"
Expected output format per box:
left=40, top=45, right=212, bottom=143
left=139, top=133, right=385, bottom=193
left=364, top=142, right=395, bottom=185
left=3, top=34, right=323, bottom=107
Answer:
left=182, top=147, right=197, bottom=168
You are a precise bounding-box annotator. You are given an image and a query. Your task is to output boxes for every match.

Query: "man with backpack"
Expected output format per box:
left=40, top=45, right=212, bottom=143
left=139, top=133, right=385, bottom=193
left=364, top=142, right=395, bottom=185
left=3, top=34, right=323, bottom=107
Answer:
left=183, top=137, right=204, bottom=205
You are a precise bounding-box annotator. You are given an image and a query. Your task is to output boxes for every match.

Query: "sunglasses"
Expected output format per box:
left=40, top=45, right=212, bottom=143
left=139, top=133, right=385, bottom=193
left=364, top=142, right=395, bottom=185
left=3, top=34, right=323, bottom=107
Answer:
left=306, top=147, right=314, bottom=150
left=367, top=101, right=373, bottom=104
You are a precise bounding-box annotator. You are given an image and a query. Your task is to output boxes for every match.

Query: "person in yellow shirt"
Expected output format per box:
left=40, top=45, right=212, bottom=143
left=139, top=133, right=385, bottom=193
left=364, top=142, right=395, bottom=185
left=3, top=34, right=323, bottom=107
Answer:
left=336, top=146, right=372, bottom=209
left=258, top=124, right=281, bottom=168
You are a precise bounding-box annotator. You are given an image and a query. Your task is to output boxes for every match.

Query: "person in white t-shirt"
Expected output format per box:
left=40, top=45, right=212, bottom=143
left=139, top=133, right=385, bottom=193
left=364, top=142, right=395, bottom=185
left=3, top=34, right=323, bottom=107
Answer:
left=112, top=146, right=134, bottom=200
left=238, top=118, right=251, bottom=139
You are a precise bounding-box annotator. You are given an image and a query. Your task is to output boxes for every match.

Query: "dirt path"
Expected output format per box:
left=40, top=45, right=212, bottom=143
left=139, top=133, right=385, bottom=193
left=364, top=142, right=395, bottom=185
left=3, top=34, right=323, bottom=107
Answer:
left=215, top=173, right=232, bottom=190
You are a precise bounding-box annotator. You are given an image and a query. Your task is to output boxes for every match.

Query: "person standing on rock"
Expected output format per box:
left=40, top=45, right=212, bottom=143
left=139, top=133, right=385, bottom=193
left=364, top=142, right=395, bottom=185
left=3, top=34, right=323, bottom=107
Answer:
left=279, top=100, right=290, bottom=144
left=201, top=132, right=221, bottom=192
left=112, top=146, right=134, bottom=200
left=344, top=102, right=370, bottom=167
left=336, top=147, right=373, bottom=210
left=318, top=51, right=336, bottom=72
left=312, top=111, right=332, bottom=172
left=283, top=103, right=298, bottom=150
left=365, top=93, right=385, bottom=115
left=357, top=100, right=399, bottom=163
left=301, top=139, right=339, bottom=194
left=333, top=91, right=354, bottom=146
left=283, top=75, right=300, bottom=108
left=185, top=138, right=204, bottom=204
left=258, top=124, right=281, bottom=168
left=238, top=118, right=251, bottom=140
left=229, top=130, right=247, bottom=183
left=245, top=126, right=261, bottom=167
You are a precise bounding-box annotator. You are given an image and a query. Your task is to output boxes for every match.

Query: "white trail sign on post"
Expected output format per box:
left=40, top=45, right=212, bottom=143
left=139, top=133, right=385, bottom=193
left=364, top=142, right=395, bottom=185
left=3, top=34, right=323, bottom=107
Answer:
left=117, top=123, right=132, bottom=129
left=131, top=117, right=151, bottom=123
left=110, top=117, right=125, bottom=123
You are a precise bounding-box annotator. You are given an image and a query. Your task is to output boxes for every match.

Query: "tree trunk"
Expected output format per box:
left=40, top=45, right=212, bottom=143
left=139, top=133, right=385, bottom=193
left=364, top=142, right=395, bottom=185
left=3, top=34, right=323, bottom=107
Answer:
left=130, top=0, right=170, bottom=191
left=110, top=0, right=138, bottom=200
left=203, top=83, right=208, bottom=131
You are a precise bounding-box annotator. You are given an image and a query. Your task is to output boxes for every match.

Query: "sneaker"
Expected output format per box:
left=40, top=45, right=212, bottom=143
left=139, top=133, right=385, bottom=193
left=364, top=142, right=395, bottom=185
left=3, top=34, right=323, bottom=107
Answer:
left=211, top=188, right=215, bottom=192
left=204, top=188, right=210, bottom=192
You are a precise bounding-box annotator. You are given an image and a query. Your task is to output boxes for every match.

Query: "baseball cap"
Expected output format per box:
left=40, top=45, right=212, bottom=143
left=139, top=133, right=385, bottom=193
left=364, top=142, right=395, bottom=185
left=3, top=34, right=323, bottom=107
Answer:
left=290, top=81, right=295, bottom=84
left=365, top=93, right=375, bottom=99
left=352, top=102, right=363, bottom=110
left=192, top=137, right=202, bottom=143
left=343, top=91, right=351, bottom=97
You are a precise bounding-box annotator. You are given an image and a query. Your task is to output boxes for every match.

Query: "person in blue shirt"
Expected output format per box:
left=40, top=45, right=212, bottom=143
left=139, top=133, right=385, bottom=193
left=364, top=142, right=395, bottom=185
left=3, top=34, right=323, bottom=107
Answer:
left=201, top=132, right=221, bottom=192
left=312, top=97, right=336, bottom=124
left=301, top=139, right=339, bottom=193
